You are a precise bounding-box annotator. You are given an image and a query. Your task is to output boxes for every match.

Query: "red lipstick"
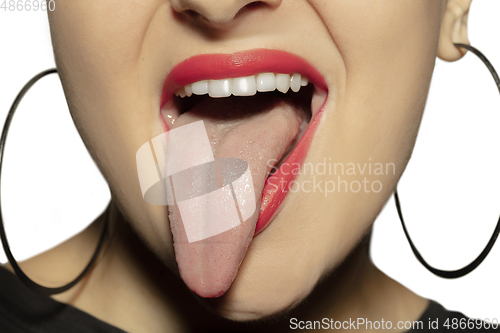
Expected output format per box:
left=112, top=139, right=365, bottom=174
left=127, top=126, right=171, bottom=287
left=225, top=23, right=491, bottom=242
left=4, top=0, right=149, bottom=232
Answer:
left=161, top=48, right=327, bottom=105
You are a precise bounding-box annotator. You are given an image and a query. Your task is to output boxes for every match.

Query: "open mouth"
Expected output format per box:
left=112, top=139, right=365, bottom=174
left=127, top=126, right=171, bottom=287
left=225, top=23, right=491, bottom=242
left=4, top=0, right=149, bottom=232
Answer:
left=159, top=49, right=328, bottom=298
left=174, top=72, right=312, bottom=118
left=172, top=73, right=314, bottom=170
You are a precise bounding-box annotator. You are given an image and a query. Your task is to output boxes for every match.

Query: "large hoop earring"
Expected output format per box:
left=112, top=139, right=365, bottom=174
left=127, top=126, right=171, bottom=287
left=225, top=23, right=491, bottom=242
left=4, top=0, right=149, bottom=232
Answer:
left=0, top=68, right=110, bottom=295
left=394, top=44, right=500, bottom=279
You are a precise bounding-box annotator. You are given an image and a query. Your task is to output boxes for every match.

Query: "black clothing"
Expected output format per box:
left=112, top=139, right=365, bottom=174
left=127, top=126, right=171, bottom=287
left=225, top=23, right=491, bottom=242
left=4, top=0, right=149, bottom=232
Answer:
left=0, top=265, right=125, bottom=333
left=0, top=265, right=497, bottom=332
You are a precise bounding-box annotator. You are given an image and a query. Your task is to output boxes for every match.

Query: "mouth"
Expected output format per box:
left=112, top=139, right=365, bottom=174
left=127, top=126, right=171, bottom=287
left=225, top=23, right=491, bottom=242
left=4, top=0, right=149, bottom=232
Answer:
left=159, top=49, right=328, bottom=298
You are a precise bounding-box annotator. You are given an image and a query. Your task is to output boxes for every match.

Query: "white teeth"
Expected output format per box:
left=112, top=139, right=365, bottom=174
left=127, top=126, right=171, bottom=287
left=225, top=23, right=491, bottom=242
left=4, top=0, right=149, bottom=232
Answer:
left=208, top=79, right=232, bottom=98
left=256, top=73, right=276, bottom=92
left=233, top=76, right=257, bottom=96
left=185, top=84, right=193, bottom=97
left=290, top=73, right=302, bottom=93
left=175, top=86, right=187, bottom=98
left=192, top=80, right=209, bottom=95
left=175, top=73, right=309, bottom=98
left=276, top=74, right=291, bottom=94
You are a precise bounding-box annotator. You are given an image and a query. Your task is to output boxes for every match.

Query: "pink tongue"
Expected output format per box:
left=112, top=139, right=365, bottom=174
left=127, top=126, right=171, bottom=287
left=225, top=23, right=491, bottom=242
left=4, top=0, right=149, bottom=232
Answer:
left=168, top=96, right=303, bottom=298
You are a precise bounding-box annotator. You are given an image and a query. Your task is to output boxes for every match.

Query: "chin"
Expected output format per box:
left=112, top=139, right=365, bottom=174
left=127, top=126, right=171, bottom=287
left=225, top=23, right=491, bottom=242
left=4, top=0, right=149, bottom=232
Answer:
left=196, top=245, right=322, bottom=322
left=201, top=283, right=312, bottom=322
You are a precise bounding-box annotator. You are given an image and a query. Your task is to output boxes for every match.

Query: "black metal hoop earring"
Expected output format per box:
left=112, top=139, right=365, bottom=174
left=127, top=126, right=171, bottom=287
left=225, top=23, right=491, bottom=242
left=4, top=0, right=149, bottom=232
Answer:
left=394, top=44, right=500, bottom=279
left=0, top=68, right=110, bottom=295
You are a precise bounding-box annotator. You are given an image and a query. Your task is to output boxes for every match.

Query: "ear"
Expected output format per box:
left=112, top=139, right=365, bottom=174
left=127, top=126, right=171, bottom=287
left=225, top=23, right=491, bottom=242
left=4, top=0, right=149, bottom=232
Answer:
left=437, top=0, right=472, bottom=62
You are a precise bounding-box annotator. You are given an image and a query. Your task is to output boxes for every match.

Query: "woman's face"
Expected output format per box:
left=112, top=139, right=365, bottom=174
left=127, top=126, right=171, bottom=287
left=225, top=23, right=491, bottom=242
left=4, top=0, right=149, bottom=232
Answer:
left=48, top=0, right=445, bottom=320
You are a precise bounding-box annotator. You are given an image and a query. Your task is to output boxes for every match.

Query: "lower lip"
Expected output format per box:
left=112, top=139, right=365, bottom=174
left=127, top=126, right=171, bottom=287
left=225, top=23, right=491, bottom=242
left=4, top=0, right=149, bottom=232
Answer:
left=255, top=98, right=327, bottom=234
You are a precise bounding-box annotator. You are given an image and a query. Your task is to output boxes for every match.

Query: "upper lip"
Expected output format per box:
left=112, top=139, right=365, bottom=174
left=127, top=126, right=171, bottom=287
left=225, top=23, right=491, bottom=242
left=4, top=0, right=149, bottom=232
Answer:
left=160, top=48, right=328, bottom=107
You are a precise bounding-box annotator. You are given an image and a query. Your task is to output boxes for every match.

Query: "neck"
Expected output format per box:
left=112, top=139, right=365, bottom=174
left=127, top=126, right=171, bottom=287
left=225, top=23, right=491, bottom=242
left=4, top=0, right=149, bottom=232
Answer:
left=243, top=232, right=428, bottom=332
left=8, top=201, right=428, bottom=332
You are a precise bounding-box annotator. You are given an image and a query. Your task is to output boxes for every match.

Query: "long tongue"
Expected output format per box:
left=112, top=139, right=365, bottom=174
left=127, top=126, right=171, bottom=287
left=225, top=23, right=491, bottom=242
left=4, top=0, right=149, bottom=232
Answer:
left=168, top=95, right=303, bottom=298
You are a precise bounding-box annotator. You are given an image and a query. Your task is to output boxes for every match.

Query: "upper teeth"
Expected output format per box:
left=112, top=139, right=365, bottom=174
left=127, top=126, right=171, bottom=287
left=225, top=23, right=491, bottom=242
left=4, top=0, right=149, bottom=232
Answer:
left=175, top=73, right=309, bottom=98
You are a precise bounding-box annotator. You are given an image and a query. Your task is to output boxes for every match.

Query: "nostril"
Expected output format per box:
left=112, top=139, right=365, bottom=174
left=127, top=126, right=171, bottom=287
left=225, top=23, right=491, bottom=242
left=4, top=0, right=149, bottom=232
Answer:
left=173, top=7, right=202, bottom=23
left=171, top=0, right=281, bottom=29
left=184, top=9, right=200, bottom=19
left=244, top=1, right=266, bottom=10
left=235, top=1, right=268, bottom=18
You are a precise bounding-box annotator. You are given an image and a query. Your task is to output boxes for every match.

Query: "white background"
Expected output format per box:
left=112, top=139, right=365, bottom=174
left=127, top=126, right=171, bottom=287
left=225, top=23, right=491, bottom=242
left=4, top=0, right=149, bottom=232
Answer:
left=0, top=0, right=499, bottom=321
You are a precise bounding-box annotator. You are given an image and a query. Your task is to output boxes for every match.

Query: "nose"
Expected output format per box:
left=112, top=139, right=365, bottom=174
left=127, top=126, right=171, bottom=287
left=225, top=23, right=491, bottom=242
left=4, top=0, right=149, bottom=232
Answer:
left=171, top=0, right=282, bottom=27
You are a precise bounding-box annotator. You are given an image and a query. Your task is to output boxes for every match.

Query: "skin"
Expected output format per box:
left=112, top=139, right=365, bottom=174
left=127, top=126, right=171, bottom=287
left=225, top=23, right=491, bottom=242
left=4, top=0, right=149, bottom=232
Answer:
left=4, top=0, right=473, bottom=331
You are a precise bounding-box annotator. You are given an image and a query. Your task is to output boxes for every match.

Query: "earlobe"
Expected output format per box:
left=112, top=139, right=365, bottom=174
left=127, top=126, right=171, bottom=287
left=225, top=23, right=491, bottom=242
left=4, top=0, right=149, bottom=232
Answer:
left=437, top=0, right=472, bottom=62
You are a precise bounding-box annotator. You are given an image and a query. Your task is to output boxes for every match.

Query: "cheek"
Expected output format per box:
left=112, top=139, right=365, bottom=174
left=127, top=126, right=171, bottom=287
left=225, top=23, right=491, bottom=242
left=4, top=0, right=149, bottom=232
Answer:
left=48, top=2, right=177, bottom=265
left=214, top=1, right=443, bottom=319
left=316, top=0, right=442, bottom=131
left=311, top=0, right=443, bottom=191
left=47, top=1, right=158, bottom=167
left=324, top=1, right=443, bottom=182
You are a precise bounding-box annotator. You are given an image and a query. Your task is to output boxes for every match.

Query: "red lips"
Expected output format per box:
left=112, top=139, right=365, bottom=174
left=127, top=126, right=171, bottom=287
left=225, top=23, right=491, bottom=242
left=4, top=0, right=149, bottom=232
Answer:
left=161, top=48, right=327, bottom=105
